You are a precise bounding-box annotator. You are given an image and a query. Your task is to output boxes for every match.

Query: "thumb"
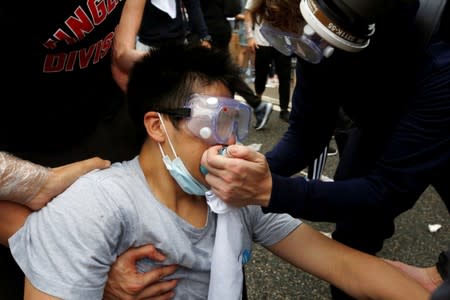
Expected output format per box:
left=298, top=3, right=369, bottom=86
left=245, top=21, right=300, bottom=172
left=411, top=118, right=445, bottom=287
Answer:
left=226, top=144, right=260, bottom=162
left=53, top=157, right=111, bottom=181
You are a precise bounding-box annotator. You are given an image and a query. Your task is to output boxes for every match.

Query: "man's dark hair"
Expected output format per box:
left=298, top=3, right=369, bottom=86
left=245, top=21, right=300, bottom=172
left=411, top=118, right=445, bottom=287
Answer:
left=127, top=43, right=242, bottom=146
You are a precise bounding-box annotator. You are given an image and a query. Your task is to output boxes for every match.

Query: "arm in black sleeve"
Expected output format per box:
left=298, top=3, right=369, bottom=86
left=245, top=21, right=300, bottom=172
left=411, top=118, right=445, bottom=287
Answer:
left=433, top=245, right=450, bottom=300
left=264, top=44, right=450, bottom=222
left=436, top=247, right=450, bottom=282
left=265, top=173, right=396, bottom=221
left=266, top=65, right=338, bottom=177
left=431, top=281, right=450, bottom=300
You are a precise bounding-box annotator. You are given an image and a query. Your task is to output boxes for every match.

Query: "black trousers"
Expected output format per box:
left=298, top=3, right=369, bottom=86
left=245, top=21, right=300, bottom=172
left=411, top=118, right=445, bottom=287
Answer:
left=254, top=46, right=291, bottom=111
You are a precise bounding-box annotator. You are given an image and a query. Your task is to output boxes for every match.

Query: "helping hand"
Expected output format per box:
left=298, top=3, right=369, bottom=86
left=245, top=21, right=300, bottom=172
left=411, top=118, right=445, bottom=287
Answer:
left=201, top=144, right=272, bottom=207
left=104, top=245, right=178, bottom=300
left=26, top=157, right=111, bottom=210
left=384, top=259, right=443, bottom=293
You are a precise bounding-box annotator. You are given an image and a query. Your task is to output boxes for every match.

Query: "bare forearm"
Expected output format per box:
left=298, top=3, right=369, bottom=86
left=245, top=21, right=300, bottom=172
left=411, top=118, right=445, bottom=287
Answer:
left=112, top=0, right=147, bottom=74
left=244, top=11, right=254, bottom=41
left=343, top=253, right=430, bottom=300
left=114, top=49, right=147, bottom=74
left=269, top=224, right=430, bottom=300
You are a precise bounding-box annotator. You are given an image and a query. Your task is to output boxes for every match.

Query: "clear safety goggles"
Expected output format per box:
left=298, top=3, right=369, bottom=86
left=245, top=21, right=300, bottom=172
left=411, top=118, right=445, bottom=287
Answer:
left=259, top=22, right=334, bottom=64
left=159, top=94, right=252, bottom=145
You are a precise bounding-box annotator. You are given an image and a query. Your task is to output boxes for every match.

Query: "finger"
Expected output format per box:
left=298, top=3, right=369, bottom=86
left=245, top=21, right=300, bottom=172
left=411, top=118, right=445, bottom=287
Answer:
left=146, top=290, right=176, bottom=300
left=140, top=278, right=178, bottom=299
left=70, top=157, right=111, bottom=173
left=204, top=167, right=227, bottom=190
left=140, top=265, right=178, bottom=285
left=53, top=157, right=111, bottom=179
left=200, top=145, right=226, bottom=171
left=203, top=145, right=259, bottom=178
left=31, top=157, right=111, bottom=209
left=226, top=144, right=257, bottom=161
left=202, top=151, right=245, bottom=185
left=208, top=184, right=227, bottom=201
left=47, top=157, right=111, bottom=197
left=121, top=244, right=167, bottom=264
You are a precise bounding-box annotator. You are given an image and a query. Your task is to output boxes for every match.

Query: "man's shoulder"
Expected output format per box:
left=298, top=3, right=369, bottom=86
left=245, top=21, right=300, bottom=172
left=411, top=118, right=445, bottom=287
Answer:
left=58, top=159, right=139, bottom=206
left=48, top=159, right=142, bottom=223
left=81, top=159, right=135, bottom=184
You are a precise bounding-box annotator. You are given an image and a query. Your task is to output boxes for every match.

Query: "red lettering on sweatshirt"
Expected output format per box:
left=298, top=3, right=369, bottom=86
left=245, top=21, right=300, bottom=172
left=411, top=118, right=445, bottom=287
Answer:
left=52, top=29, right=77, bottom=47
left=42, top=31, right=114, bottom=73
left=66, top=51, right=78, bottom=71
left=43, top=0, right=121, bottom=49
left=66, top=7, right=94, bottom=41
left=87, top=0, right=107, bottom=25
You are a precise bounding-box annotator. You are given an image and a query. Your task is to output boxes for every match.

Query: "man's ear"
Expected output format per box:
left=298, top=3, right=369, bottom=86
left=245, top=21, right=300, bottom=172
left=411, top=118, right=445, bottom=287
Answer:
left=143, top=112, right=165, bottom=142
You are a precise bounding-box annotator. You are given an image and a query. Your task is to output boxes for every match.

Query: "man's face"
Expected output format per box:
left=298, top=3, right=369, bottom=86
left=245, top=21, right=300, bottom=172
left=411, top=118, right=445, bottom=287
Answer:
left=170, top=82, right=236, bottom=187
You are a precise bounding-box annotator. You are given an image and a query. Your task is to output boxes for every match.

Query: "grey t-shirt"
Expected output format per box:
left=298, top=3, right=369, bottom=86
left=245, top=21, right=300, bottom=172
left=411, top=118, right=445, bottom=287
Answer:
left=10, top=156, right=301, bottom=300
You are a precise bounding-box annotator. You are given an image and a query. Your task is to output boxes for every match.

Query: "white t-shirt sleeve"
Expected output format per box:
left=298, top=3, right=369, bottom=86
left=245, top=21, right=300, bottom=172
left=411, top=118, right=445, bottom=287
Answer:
left=9, top=174, right=130, bottom=300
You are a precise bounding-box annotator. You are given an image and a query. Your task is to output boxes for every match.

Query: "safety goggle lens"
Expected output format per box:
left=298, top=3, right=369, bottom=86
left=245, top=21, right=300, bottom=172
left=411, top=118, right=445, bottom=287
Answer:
left=236, top=109, right=250, bottom=140
left=185, top=95, right=251, bottom=145
left=216, top=107, right=236, bottom=141
left=216, top=105, right=251, bottom=142
left=260, top=26, right=293, bottom=56
left=260, top=23, right=331, bottom=64
left=291, top=37, right=323, bottom=63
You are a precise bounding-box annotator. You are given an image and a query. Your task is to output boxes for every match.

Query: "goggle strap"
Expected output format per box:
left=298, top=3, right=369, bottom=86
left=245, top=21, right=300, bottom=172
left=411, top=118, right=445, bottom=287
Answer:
left=157, top=108, right=191, bottom=118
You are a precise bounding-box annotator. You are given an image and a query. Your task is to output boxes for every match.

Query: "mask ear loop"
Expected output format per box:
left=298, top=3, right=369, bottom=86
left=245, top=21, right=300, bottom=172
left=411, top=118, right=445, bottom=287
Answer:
left=157, top=113, right=179, bottom=159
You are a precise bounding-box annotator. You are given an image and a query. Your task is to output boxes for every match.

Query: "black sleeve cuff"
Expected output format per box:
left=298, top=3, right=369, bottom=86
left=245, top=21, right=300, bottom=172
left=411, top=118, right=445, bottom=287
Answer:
left=436, top=250, right=450, bottom=280
left=200, top=35, right=212, bottom=43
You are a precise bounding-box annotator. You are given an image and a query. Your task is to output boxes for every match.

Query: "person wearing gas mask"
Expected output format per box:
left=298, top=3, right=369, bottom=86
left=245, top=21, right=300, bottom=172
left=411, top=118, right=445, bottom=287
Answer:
left=198, top=0, right=450, bottom=299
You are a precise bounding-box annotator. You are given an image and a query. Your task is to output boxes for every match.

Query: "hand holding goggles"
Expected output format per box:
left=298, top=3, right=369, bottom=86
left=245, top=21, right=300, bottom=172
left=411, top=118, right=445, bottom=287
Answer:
left=160, top=94, right=252, bottom=145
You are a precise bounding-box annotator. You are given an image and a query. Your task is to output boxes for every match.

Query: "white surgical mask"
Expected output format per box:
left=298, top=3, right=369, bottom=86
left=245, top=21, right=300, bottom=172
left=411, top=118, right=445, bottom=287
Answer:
left=157, top=113, right=208, bottom=196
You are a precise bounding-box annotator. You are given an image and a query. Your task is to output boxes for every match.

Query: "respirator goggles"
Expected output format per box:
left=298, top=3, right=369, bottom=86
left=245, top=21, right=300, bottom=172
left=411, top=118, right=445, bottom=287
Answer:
left=261, top=0, right=376, bottom=64
left=260, top=22, right=335, bottom=64
left=160, top=94, right=252, bottom=145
